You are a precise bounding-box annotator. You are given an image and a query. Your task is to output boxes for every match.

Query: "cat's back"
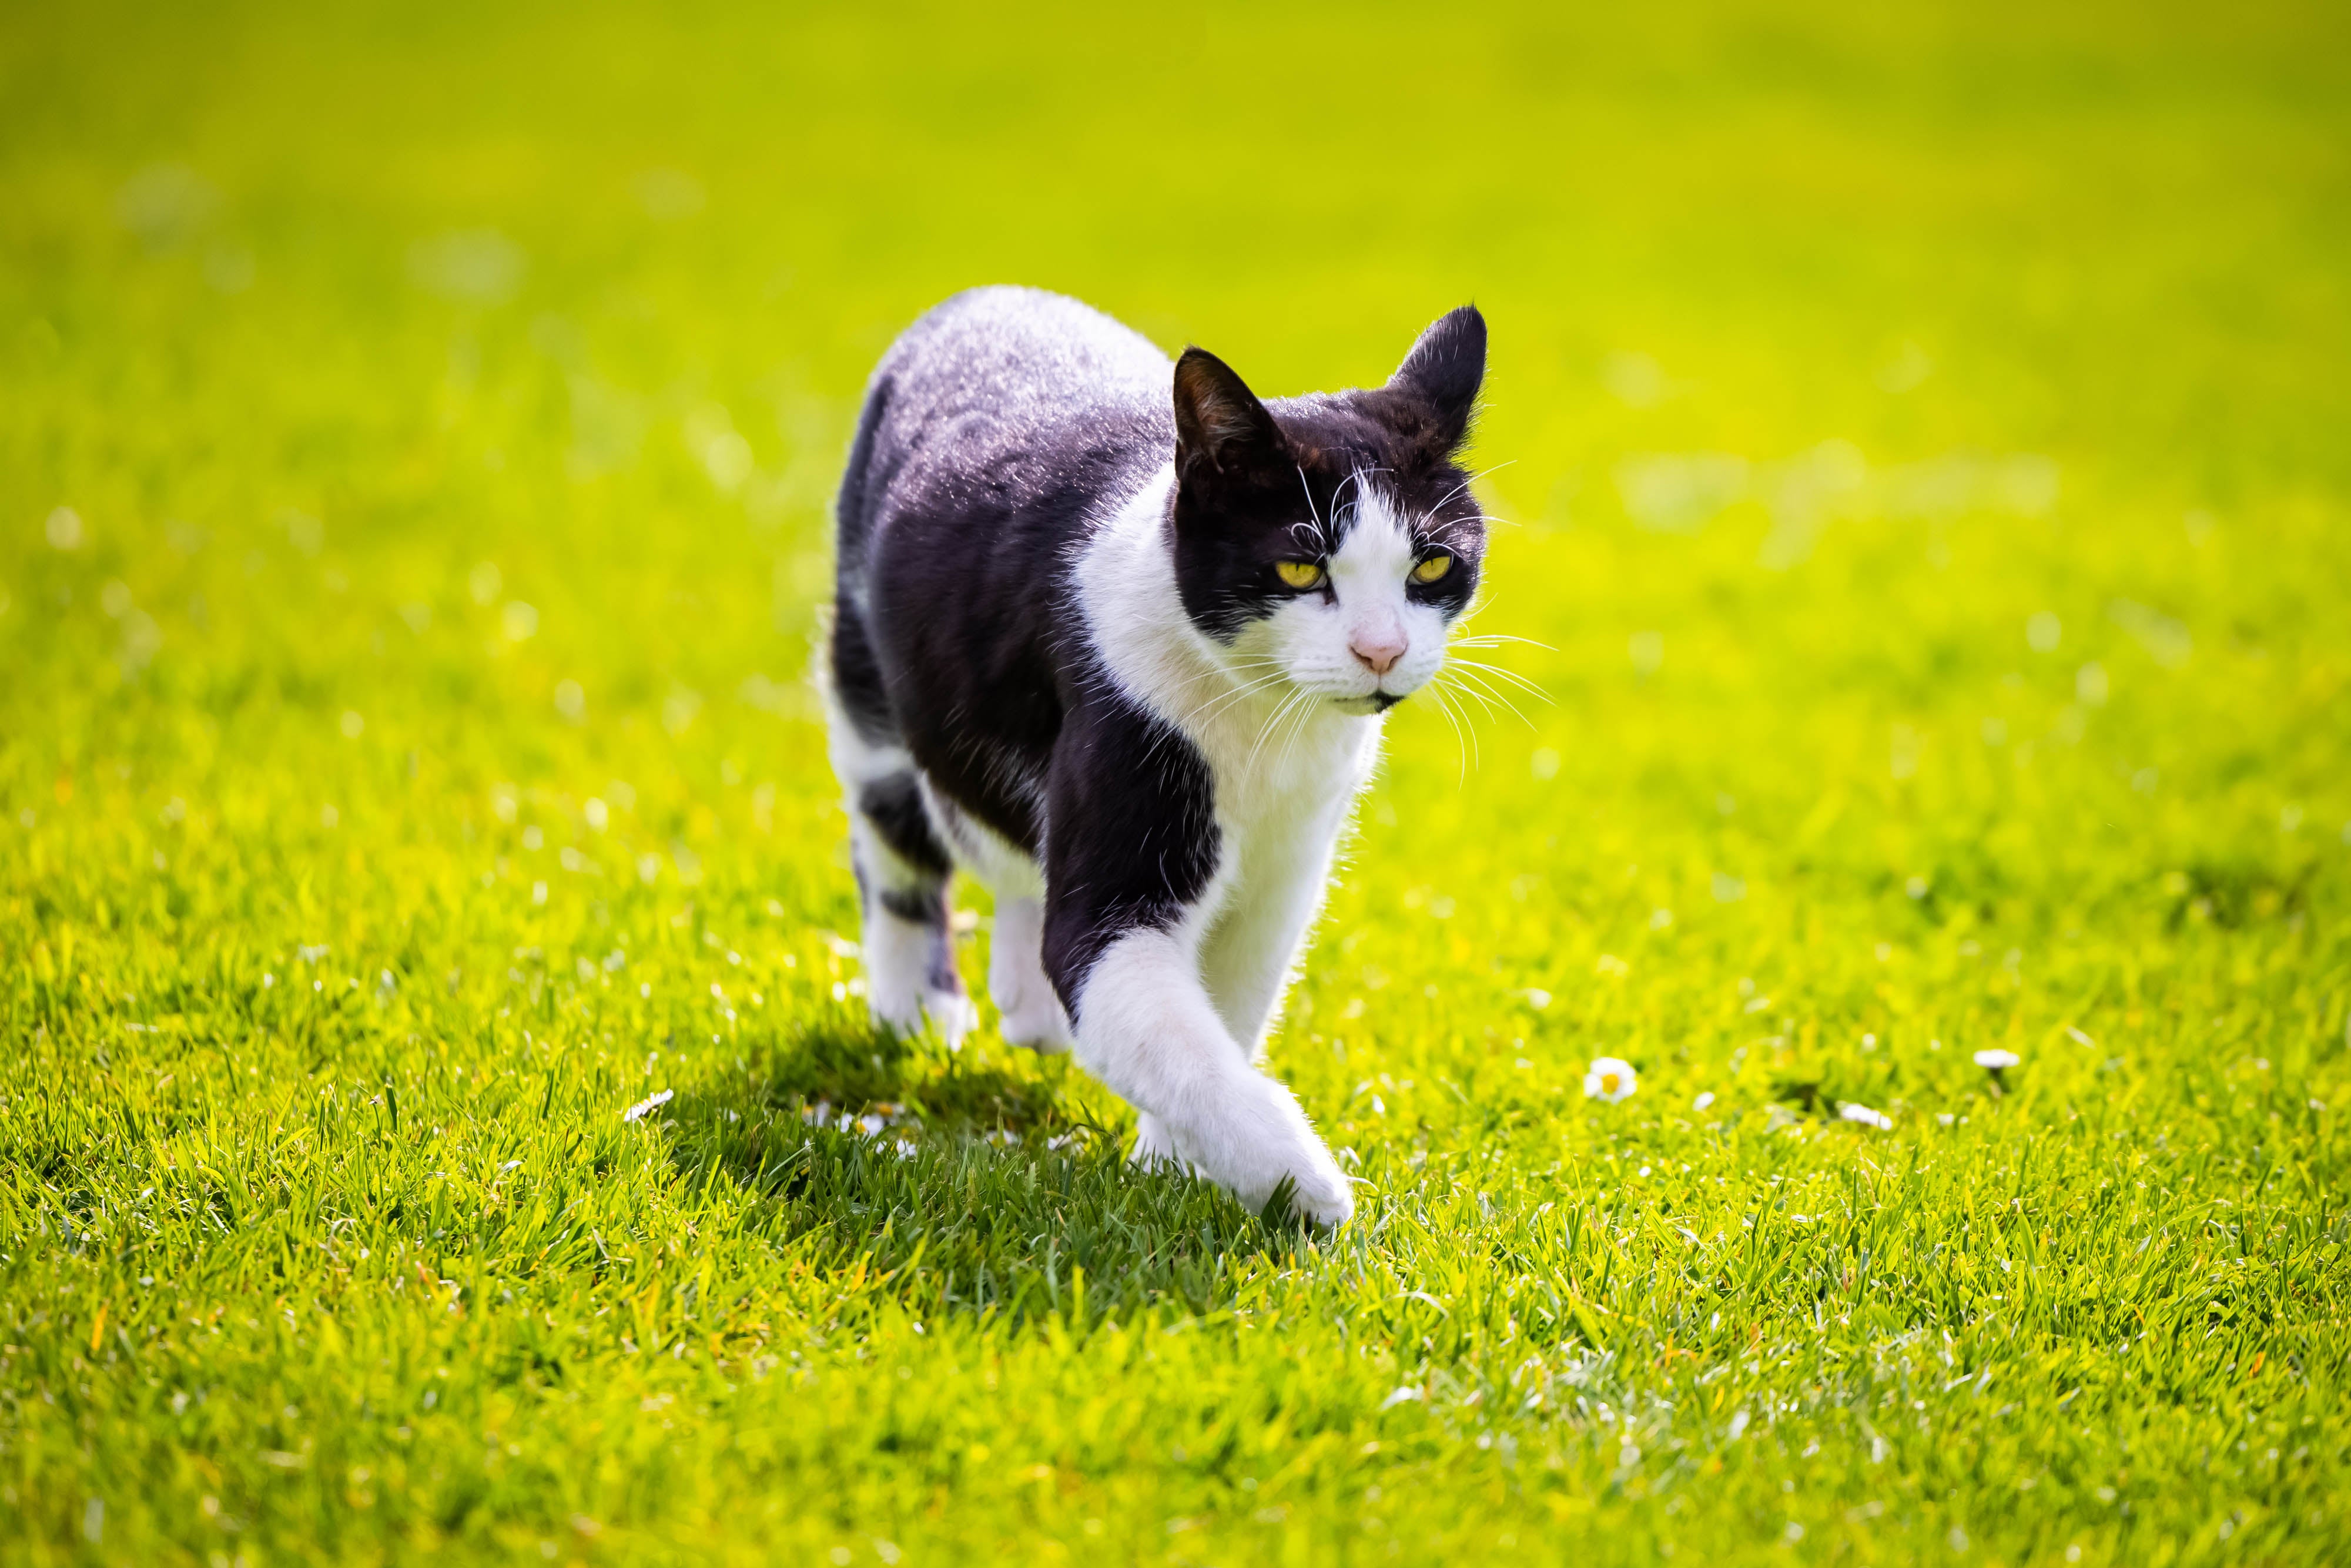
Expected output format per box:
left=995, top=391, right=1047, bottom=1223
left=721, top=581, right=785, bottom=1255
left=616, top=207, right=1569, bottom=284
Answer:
left=879, top=286, right=1171, bottom=421
left=842, top=289, right=1176, bottom=566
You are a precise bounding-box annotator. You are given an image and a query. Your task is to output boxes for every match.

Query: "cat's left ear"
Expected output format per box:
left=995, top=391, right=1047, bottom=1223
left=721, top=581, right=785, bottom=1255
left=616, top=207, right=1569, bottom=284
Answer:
left=1174, top=347, right=1287, bottom=487
left=1385, top=304, right=1486, bottom=455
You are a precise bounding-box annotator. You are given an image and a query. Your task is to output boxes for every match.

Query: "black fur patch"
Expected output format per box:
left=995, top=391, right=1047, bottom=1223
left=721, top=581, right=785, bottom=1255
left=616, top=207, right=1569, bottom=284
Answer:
left=877, top=885, right=945, bottom=926
left=857, top=773, right=952, bottom=881
left=829, top=599, right=899, bottom=749
left=1036, top=686, right=1220, bottom=1011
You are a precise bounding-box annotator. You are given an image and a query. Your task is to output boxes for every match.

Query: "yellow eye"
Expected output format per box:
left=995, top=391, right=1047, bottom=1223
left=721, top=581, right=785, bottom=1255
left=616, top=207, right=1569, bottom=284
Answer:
left=1411, top=552, right=1454, bottom=584
left=1275, top=559, right=1325, bottom=590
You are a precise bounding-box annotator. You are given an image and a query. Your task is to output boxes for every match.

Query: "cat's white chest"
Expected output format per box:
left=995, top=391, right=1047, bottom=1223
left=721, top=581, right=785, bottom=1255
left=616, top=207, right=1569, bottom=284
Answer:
left=1193, top=698, right=1379, bottom=884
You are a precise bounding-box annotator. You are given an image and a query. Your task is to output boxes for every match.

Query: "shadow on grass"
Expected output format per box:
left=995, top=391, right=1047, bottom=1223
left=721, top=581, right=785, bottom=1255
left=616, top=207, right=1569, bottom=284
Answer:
left=663, top=1007, right=1306, bottom=1325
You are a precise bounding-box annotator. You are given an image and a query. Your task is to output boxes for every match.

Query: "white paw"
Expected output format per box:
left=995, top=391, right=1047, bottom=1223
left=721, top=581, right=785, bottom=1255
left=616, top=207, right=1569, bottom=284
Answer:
left=999, top=994, right=1074, bottom=1054
left=866, top=980, right=926, bottom=1034
left=1129, top=1110, right=1180, bottom=1170
left=862, top=903, right=970, bottom=1043
left=988, top=902, right=1072, bottom=1053
left=866, top=981, right=976, bottom=1046
left=1171, top=1073, right=1354, bottom=1227
left=925, top=989, right=978, bottom=1046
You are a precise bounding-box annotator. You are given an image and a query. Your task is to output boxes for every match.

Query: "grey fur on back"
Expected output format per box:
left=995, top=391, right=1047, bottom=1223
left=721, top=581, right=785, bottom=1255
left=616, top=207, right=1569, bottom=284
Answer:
left=835, top=287, right=1176, bottom=599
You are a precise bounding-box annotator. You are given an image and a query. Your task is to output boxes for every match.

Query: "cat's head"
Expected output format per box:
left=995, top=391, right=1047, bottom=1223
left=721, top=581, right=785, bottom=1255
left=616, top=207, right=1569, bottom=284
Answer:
left=1168, top=306, right=1486, bottom=713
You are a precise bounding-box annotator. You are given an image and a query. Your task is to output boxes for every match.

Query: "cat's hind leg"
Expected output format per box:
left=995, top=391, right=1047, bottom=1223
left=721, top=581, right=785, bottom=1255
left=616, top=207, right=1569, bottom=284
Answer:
left=825, top=609, right=976, bottom=1044
left=987, top=894, right=1074, bottom=1053
left=915, top=790, right=1070, bottom=1052
left=846, top=773, right=976, bottom=1043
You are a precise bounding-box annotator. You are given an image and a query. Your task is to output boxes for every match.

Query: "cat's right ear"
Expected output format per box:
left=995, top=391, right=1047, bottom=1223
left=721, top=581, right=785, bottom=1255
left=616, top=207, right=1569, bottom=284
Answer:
left=1174, top=348, right=1286, bottom=489
left=1385, top=304, right=1485, bottom=456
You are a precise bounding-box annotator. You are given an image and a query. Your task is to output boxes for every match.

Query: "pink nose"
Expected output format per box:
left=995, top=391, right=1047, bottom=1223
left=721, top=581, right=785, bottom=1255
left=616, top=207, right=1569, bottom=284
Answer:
left=1350, top=630, right=1406, bottom=678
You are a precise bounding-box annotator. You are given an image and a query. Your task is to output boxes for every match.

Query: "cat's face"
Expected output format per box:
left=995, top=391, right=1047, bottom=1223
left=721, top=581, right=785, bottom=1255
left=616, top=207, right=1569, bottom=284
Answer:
left=1169, top=307, right=1486, bottom=712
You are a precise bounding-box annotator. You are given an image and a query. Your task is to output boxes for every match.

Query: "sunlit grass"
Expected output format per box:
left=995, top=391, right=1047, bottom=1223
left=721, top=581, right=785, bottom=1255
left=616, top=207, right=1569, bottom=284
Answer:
left=4, top=1, right=2349, bottom=1562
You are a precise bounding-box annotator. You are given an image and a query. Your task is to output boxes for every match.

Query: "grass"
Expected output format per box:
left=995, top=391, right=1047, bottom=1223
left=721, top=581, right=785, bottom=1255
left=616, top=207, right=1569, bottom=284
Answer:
left=5, top=0, right=2350, bottom=1562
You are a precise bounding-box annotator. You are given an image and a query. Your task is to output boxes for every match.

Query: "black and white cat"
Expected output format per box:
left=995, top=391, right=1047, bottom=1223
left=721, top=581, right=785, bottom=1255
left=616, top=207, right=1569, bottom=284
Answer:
left=825, top=287, right=1487, bottom=1225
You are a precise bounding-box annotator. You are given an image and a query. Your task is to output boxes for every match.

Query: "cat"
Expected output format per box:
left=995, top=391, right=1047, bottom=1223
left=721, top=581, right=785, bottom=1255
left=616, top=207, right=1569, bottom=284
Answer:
left=825, top=286, right=1487, bottom=1226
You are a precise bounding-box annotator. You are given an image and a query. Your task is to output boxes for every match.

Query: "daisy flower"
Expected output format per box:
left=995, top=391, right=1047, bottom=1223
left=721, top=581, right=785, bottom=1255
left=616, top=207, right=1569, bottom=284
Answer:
left=1584, top=1057, right=1639, bottom=1103
left=621, top=1088, right=674, bottom=1123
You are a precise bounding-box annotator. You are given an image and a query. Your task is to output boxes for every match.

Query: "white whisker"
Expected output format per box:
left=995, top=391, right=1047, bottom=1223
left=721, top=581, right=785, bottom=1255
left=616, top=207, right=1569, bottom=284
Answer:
left=1442, top=668, right=1536, bottom=728
left=1447, top=633, right=1553, bottom=652
left=1171, top=669, right=1291, bottom=732
left=1420, top=686, right=1476, bottom=785
left=1243, top=688, right=1310, bottom=776
left=1270, top=686, right=1322, bottom=777
left=1442, top=656, right=1552, bottom=705
left=1426, top=460, right=1515, bottom=519
left=1435, top=670, right=1512, bottom=724
left=1419, top=680, right=1478, bottom=783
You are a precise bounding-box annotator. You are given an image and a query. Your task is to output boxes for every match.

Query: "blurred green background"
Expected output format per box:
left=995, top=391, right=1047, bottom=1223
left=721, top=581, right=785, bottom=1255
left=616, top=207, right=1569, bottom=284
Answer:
left=5, top=1, right=2350, bottom=1563
left=7, top=0, right=2346, bottom=858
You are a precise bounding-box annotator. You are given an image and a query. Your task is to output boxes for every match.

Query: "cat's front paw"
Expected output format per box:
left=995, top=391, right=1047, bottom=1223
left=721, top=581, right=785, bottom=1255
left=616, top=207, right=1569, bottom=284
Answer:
left=1260, top=1143, right=1355, bottom=1229
left=1174, top=1074, right=1355, bottom=1228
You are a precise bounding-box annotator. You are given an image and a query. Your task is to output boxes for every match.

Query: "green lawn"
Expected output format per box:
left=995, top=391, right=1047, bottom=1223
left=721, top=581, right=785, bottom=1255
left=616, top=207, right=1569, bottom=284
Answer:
left=5, top=1, right=2350, bottom=1562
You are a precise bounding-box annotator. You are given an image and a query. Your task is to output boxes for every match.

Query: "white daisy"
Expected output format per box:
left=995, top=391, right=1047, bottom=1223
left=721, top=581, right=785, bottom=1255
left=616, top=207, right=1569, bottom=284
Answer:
left=1584, top=1057, right=1639, bottom=1103
left=1973, top=1049, right=2021, bottom=1071
left=1838, top=1102, right=1893, bottom=1130
left=621, top=1088, right=674, bottom=1123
